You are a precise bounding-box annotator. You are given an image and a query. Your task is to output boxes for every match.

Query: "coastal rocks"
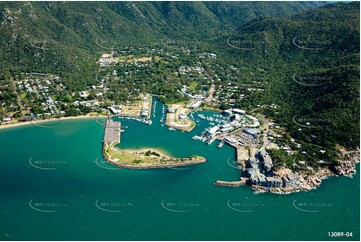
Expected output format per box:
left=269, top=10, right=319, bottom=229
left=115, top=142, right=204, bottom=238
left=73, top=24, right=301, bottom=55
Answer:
left=252, top=152, right=360, bottom=195
left=214, top=178, right=247, bottom=187
left=300, top=168, right=333, bottom=190
left=252, top=167, right=334, bottom=195
left=332, top=161, right=357, bottom=176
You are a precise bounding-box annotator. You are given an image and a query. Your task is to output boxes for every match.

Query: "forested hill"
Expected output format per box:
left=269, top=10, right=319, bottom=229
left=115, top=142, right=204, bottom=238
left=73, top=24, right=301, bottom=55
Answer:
left=215, top=1, right=360, bottom=156
left=0, top=1, right=359, bottom=156
left=0, top=1, right=326, bottom=79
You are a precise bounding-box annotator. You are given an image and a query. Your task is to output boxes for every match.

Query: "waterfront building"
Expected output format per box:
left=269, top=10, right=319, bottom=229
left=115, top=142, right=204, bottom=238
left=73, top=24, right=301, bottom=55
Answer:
left=250, top=176, right=267, bottom=186
left=246, top=168, right=258, bottom=178
left=140, top=111, right=148, bottom=117
left=222, top=110, right=232, bottom=117
left=189, top=101, right=202, bottom=109
left=282, top=173, right=301, bottom=188
left=247, top=157, right=259, bottom=169
left=232, top=108, right=246, bottom=115
left=178, top=113, right=187, bottom=119
left=265, top=177, right=283, bottom=187
left=244, top=128, right=261, bottom=138
left=258, top=148, right=273, bottom=173
left=109, top=106, right=122, bottom=114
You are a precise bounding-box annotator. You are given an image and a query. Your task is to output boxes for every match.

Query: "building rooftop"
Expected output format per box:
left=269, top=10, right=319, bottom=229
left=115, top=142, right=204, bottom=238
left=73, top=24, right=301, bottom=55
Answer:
left=265, top=177, right=282, bottom=183
left=244, top=128, right=261, bottom=135
left=258, top=177, right=267, bottom=182
left=288, top=173, right=300, bottom=180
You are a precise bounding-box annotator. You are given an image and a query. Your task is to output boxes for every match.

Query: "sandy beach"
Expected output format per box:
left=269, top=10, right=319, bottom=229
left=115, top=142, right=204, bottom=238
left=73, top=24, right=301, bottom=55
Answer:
left=121, top=147, right=174, bottom=158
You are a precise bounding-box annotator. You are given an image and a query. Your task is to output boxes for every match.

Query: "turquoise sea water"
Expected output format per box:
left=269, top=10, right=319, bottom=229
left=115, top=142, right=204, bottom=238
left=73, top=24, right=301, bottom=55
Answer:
left=0, top=98, right=359, bottom=241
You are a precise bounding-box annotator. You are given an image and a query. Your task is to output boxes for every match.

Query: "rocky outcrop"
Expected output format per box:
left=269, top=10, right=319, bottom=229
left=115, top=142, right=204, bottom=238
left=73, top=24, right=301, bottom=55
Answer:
left=332, top=161, right=357, bottom=176
left=252, top=167, right=334, bottom=195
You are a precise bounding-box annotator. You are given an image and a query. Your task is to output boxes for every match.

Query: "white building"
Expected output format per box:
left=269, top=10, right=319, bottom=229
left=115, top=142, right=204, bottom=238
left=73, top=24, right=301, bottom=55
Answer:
left=109, top=106, right=121, bottom=114
left=2, top=118, right=11, bottom=122
left=232, top=108, right=246, bottom=115
left=178, top=114, right=187, bottom=119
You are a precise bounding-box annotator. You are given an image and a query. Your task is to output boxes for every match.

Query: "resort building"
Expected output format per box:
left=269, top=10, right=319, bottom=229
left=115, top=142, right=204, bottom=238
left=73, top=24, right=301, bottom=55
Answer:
left=109, top=106, right=122, bottom=114
left=265, top=177, right=283, bottom=187
left=232, top=108, right=246, bottom=115
left=222, top=110, right=232, bottom=117
left=258, top=148, right=273, bottom=173
left=282, top=173, right=301, bottom=188
left=189, top=101, right=202, bottom=109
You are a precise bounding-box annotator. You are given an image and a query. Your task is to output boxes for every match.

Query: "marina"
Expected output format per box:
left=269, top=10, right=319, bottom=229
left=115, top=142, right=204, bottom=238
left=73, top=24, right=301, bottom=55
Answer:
left=0, top=97, right=359, bottom=240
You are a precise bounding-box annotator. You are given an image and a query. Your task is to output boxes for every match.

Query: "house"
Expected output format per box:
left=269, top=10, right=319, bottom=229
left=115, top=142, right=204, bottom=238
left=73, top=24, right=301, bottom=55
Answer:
left=79, top=91, right=89, bottom=98
left=2, top=118, right=11, bottom=122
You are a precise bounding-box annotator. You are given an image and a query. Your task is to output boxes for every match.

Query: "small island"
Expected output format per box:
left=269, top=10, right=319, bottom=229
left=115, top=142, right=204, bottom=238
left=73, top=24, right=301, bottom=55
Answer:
left=102, top=118, right=206, bottom=169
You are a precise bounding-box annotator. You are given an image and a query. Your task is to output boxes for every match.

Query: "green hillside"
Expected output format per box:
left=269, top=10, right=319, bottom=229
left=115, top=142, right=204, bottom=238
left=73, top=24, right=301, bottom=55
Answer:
left=0, top=1, right=359, bottom=164
left=215, top=1, right=360, bottom=160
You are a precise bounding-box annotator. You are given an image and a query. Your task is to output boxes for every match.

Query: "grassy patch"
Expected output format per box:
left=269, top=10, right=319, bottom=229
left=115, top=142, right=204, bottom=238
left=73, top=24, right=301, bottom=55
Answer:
left=189, top=81, right=198, bottom=91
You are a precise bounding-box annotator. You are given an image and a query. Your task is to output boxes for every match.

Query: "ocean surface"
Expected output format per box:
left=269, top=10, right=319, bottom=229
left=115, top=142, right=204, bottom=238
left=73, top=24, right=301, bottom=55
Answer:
left=0, top=98, right=359, bottom=241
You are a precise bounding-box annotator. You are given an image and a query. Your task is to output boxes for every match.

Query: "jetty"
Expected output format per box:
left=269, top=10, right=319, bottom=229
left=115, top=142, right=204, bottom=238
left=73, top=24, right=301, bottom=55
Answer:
left=214, top=178, right=247, bottom=187
left=103, top=118, right=121, bottom=144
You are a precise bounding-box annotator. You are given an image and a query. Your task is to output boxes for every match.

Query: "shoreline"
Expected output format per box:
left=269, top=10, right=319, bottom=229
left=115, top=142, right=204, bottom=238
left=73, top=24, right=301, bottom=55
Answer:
left=0, top=114, right=108, bottom=130
left=252, top=159, right=359, bottom=195
left=103, top=143, right=206, bottom=169
left=105, top=157, right=206, bottom=169
left=165, top=103, right=196, bottom=132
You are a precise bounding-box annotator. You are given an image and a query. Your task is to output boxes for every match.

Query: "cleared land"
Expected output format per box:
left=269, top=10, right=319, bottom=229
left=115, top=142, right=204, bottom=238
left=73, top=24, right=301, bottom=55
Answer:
left=121, top=93, right=151, bottom=117
left=115, top=56, right=152, bottom=63
left=165, top=103, right=195, bottom=132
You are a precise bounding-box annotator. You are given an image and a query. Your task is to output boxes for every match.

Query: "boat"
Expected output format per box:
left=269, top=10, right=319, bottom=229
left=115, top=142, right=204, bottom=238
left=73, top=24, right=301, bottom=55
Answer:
left=217, top=141, right=225, bottom=148
left=168, top=127, right=176, bottom=131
